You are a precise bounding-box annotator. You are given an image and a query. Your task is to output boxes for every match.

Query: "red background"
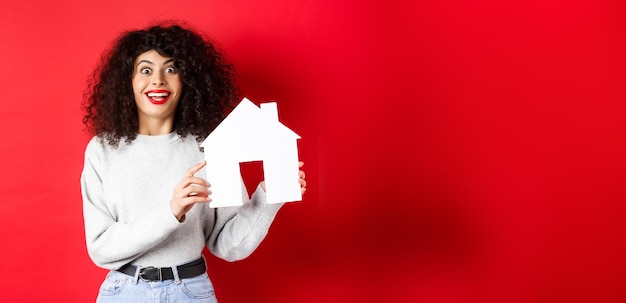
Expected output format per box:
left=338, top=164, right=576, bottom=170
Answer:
left=1, top=0, right=625, bottom=302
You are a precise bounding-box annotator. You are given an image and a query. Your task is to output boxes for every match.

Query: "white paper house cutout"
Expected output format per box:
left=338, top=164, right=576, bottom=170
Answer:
left=200, top=98, right=302, bottom=208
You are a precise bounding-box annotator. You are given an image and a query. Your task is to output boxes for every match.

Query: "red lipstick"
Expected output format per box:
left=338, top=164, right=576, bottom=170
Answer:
left=145, top=90, right=171, bottom=105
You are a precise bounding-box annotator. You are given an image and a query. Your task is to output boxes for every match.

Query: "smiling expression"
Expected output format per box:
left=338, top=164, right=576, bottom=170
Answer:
left=132, top=50, right=182, bottom=126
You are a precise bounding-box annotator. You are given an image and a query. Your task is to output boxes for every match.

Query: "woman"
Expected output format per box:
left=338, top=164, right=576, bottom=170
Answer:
left=81, top=22, right=306, bottom=302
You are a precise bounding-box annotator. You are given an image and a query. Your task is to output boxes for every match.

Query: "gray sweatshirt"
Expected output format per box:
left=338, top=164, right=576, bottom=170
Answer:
left=81, top=132, right=283, bottom=270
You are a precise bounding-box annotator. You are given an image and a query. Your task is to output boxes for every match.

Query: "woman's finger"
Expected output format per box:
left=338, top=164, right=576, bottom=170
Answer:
left=177, top=176, right=210, bottom=190
left=186, top=161, right=207, bottom=178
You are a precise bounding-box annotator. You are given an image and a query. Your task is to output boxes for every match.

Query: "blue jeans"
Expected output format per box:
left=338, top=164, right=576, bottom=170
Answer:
left=96, top=270, right=218, bottom=303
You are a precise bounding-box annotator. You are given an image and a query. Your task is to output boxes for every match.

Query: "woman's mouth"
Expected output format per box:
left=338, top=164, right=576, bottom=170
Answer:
left=145, top=90, right=171, bottom=105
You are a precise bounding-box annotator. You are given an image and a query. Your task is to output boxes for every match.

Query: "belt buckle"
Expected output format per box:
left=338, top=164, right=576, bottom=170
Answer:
left=139, top=266, right=162, bottom=282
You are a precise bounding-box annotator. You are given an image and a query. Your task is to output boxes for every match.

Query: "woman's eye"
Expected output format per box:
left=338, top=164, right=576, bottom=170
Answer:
left=140, top=68, right=151, bottom=74
left=165, top=67, right=176, bottom=73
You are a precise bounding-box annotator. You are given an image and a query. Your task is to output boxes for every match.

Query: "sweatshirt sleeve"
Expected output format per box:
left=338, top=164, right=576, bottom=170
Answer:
left=205, top=183, right=284, bottom=262
left=80, top=139, right=181, bottom=270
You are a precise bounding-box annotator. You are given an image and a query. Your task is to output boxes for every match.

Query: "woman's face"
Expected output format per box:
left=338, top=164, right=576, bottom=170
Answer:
left=132, top=50, right=182, bottom=126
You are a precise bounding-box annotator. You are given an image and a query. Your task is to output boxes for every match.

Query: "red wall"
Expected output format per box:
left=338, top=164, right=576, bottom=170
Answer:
left=1, top=0, right=625, bottom=302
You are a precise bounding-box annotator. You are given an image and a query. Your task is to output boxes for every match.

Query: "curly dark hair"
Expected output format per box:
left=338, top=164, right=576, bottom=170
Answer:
left=82, top=22, right=237, bottom=146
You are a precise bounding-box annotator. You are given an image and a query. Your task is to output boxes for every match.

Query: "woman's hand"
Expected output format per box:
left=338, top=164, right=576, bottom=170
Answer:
left=260, top=161, right=307, bottom=195
left=298, top=161, right=307, bottom=195
left=170, top=161, right=211, bottom=222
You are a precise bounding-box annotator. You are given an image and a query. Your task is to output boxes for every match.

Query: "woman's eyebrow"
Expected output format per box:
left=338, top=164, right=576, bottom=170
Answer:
left=137, top=59, right=153, bottom=66
left=137, top=59, right=175, bottom=66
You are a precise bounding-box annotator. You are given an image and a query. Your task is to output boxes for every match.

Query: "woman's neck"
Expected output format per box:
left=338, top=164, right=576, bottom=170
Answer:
left=137, top=116, right=174, bottom=135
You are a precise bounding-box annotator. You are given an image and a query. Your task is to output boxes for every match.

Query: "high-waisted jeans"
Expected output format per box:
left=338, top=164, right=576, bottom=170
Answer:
left=95, top=269, right=217, bottom=303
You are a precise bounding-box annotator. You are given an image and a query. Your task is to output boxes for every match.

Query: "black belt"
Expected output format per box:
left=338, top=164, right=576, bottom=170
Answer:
left=118, top=257, right=206, bottom=282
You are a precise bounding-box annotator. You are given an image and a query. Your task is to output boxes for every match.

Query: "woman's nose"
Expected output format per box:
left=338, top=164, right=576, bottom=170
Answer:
left=152, top=74, right=165, bottom=86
